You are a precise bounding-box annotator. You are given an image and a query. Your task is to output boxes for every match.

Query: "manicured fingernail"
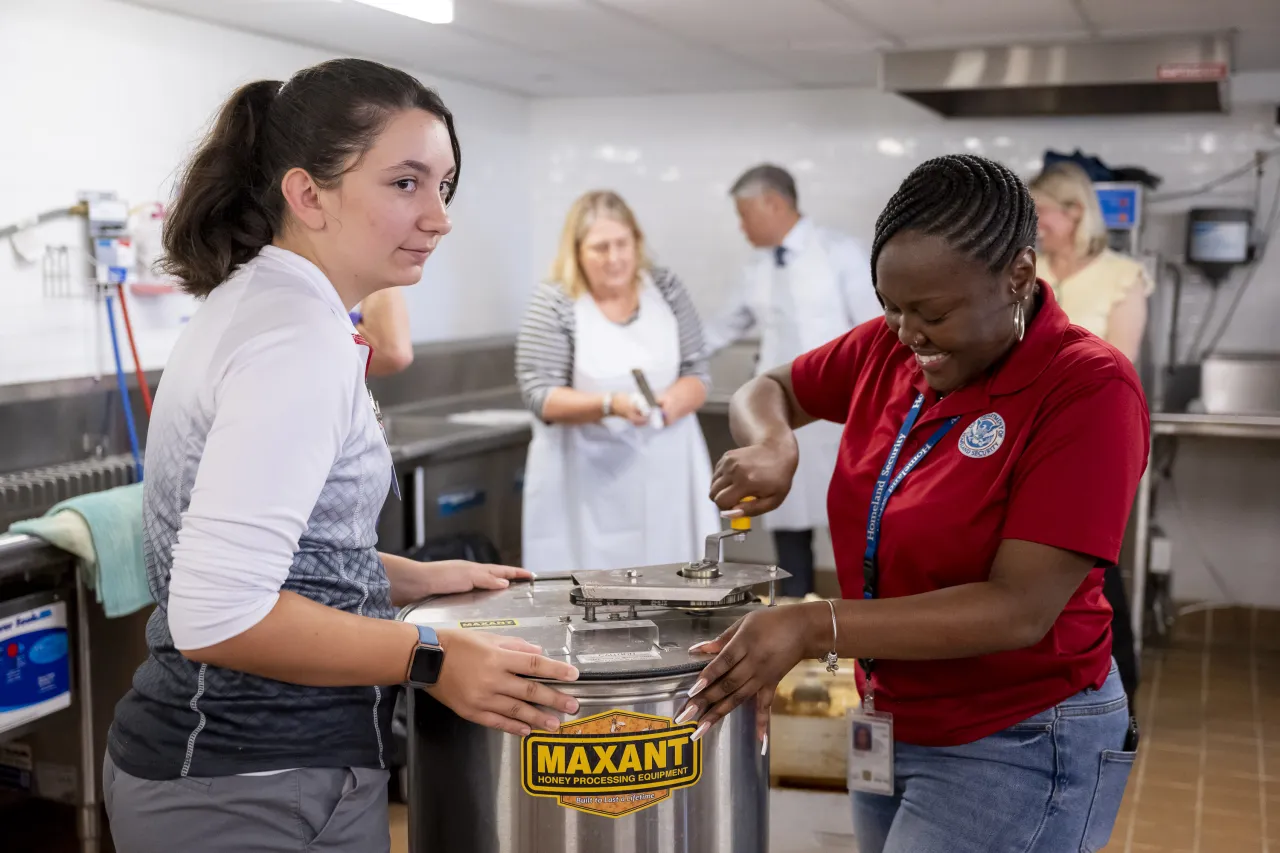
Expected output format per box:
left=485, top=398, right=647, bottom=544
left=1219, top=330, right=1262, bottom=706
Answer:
left=499, top=579, right=509, bottom=586
left=688, top=678, right=707, bottom=697
left=567, top=699, right=579, bottom=713
left=690, top=721, right=710, bottom=742
left=720, top=509, right=743, bottom=518
left=688, top=641, right=711, bottom=653
left=519, top=726, right=531, bottom=736
left=545, top=718, right=560, bottom=731
left=761, top=734, right=769, bottom=756
left=674, top=705, right=699, bottom=725
left=567, top=667, right=580, bottom=681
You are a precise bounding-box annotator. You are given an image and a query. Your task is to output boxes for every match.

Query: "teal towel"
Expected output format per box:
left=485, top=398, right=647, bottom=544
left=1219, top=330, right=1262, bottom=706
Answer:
left=9, top=482, right=151, bottom=618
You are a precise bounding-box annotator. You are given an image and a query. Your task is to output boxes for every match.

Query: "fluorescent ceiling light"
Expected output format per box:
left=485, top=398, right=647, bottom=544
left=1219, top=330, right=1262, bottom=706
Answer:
left=349, top=0, right=454, bottom=24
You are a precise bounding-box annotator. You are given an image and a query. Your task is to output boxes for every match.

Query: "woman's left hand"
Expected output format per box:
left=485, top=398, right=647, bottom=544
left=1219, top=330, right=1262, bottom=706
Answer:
left=654, top=376, right=708, bottom=426
left=656, top=392, right=688, bottom=426
left=679, top=602, right=821, bottom=745
left=425, top=561, right=533, bottom=596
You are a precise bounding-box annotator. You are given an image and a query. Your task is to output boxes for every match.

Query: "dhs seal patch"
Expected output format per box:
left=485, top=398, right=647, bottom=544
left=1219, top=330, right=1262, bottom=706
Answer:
left=958, top=413, right=1006, bottom=459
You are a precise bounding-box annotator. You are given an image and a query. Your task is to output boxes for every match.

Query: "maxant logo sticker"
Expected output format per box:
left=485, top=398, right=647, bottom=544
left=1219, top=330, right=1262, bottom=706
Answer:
left=521, top=709, right=702, bottom=818
left=458, top=619, right=518, bottom=629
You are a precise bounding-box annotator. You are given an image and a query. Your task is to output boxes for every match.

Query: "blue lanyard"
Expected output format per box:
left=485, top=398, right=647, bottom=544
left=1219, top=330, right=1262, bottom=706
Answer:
left=861, top=393, right=959, bottom=601
left=858, top=393, right=958, bottom=682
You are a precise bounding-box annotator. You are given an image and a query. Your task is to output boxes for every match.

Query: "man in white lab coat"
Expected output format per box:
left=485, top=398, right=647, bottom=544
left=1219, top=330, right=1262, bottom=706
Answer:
left=706, top=164, right=883, bottom=597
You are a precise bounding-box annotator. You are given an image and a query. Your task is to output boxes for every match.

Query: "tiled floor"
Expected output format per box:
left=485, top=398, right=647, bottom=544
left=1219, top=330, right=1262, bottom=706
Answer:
left=1105, top=606, right=1280, bottom=853
left=391, top=804, right=408, bottom=853
left=389, top=607, right=1278, bottom=853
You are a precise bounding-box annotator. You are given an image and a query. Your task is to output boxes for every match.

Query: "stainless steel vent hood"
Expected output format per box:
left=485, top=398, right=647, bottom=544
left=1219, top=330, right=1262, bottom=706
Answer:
left=880, top=34, right=1232, bottom=118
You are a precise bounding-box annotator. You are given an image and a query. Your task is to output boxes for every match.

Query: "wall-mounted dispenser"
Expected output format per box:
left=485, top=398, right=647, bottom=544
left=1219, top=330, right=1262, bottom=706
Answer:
left=1186, top=207, right=1254, bottom=284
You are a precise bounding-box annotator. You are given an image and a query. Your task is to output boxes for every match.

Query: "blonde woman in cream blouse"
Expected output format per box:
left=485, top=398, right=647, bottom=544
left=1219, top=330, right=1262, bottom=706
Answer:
left=1030, top=160, right=1151, bottom=710
left=1031, top=162, right=1153, bottom=362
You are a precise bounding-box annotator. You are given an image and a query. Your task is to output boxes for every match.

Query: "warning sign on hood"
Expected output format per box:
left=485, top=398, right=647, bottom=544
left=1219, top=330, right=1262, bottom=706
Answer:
left=521, top=709, right=701, bottom=818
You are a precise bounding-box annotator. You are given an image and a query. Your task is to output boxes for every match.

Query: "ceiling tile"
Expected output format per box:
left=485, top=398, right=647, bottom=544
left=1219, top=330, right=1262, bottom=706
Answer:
left=850, top=0, right=1087, bottom=48
left=751, top=49, right=881, bottom=88
left=126, top=0, right=629, bottom=95
left=1081, top=0, right=1280, bottom=71
left=456, top=0, right=664, bottom=51
left=593, top=0, right=884, bottom=48
left=1081, top=0, right=1270, bottom=33
left=460, top=0, right=819, bottom=90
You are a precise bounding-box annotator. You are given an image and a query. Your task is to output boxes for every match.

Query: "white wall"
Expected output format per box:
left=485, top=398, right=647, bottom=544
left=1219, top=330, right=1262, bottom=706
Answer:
left=530, top=88, right=1280, bottom=340
left=0, top=0, right=533, bottom=386
left=530, top=87, right=1280, bottom=608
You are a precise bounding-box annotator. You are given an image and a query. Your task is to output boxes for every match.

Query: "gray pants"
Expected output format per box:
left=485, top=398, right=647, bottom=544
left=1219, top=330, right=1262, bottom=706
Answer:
left=103, top=754, right=390, bottom=853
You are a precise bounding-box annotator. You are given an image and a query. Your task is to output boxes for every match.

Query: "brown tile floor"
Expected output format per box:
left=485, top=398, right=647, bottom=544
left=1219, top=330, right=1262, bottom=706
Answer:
left=391, top=803, right=408, bottom=853
left=1105, top=606, right=1279, bottom=853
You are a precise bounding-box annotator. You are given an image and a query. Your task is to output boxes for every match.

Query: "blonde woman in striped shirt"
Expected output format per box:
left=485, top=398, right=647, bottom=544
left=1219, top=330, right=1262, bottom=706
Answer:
left=515, top=190, right=720, bottom=572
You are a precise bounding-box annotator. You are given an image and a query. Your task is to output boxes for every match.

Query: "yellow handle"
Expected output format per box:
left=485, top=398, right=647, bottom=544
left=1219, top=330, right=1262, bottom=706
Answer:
left=730, top=497, right=756, bottom=531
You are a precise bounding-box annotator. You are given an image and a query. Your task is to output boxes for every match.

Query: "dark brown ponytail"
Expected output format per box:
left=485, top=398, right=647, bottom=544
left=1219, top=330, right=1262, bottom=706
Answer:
left=162, top=59, right=461, bottom=297
left=161, top=80, right=280, bottom=296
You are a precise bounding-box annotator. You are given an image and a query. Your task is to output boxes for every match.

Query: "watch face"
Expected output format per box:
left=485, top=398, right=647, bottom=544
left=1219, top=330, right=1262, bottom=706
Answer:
left=409, top=644, right=445, bottom=686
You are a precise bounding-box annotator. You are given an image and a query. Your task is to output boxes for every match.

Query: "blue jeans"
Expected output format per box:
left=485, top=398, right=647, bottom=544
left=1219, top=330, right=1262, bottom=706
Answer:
left=853, top=664, right=1134, bottom=853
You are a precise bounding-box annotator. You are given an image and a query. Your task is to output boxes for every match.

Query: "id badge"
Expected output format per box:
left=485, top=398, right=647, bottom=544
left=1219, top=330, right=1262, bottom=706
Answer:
left=846, top=709, right=894, bottom=796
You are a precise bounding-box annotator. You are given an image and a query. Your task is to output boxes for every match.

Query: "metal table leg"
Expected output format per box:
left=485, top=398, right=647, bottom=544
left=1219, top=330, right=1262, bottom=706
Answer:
left=1130, top=447, right=1155, bottom=658
left=75, top=569, right=99, bottom=853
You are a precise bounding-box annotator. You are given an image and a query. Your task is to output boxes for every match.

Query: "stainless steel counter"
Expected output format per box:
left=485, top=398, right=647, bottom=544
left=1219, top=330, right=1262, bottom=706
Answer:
left=383, top=387, right=531, bottom=462
left=0, top=530, right=72, bottom=582
left=1150, top=411, right=1280, bottom=440
left=1130, top=411, right=1280, bottom=654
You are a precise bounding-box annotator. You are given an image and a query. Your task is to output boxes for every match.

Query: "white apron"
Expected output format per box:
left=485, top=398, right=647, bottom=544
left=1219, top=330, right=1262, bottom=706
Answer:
left=522, top=278, right=720, bottom=573
left=746, top=226, right=851, bottom=531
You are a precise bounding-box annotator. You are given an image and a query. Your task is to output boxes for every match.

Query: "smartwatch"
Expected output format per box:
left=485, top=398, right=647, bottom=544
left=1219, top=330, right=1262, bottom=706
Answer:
left=405, top=624, right=445, bottom=688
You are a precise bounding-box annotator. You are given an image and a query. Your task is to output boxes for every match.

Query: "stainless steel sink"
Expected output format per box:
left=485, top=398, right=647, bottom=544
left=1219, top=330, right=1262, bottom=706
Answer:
left=392, top=391, right=525, bottom=418
left=380, top=414, right=480, bottom=445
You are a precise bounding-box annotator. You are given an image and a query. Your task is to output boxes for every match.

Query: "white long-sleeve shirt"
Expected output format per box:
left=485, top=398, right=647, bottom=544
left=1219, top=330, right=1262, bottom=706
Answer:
left=705, top=218, right=882, bottom=354
left=149, top=246, right=392, bottom=651
left=111, top=246, right=398, bottom=779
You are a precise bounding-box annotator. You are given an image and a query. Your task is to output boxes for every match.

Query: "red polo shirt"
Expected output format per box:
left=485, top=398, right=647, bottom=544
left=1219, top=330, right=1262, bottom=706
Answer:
left=791, top=283, right=1148, bottom=746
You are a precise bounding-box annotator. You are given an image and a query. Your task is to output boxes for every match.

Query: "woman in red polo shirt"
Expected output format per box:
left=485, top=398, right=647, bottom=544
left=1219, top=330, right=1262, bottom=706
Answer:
left=679, top=154, right=1148, bottom=853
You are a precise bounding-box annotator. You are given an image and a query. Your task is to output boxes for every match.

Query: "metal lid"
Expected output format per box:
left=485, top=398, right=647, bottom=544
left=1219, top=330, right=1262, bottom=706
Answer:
left=399, top=566, right=782, bottom=680
left=400, top=526, right=789, bottom=680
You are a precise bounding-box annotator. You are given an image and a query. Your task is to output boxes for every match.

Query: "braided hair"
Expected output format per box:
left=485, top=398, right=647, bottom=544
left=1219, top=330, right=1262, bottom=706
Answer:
left=870, top=154, right=1037, bottom=286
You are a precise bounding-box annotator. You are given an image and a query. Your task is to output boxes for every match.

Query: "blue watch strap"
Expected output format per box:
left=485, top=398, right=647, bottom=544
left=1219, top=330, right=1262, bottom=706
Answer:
left=416, top=624, right=440, bottom=648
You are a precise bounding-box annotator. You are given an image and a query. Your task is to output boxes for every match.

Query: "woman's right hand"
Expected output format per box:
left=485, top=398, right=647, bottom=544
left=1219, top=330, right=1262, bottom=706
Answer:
left=425, top=629, right=580, bottom=736
left=709, top=436, right=800, bottom=517
left=610, top=392, right=651, bottom=426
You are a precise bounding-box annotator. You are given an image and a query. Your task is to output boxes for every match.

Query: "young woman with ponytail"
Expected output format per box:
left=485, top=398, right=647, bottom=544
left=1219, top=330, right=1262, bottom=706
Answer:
left=102, top=59, right=579, bottom=853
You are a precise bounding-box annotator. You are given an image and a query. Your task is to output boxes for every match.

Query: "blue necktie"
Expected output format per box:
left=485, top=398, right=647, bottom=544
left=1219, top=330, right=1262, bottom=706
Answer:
left=773, top=246, right=787, bottom=268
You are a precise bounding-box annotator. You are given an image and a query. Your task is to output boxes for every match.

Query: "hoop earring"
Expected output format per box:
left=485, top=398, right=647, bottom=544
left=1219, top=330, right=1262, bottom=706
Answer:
left=1013, top=301, right=1026, bottom=342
